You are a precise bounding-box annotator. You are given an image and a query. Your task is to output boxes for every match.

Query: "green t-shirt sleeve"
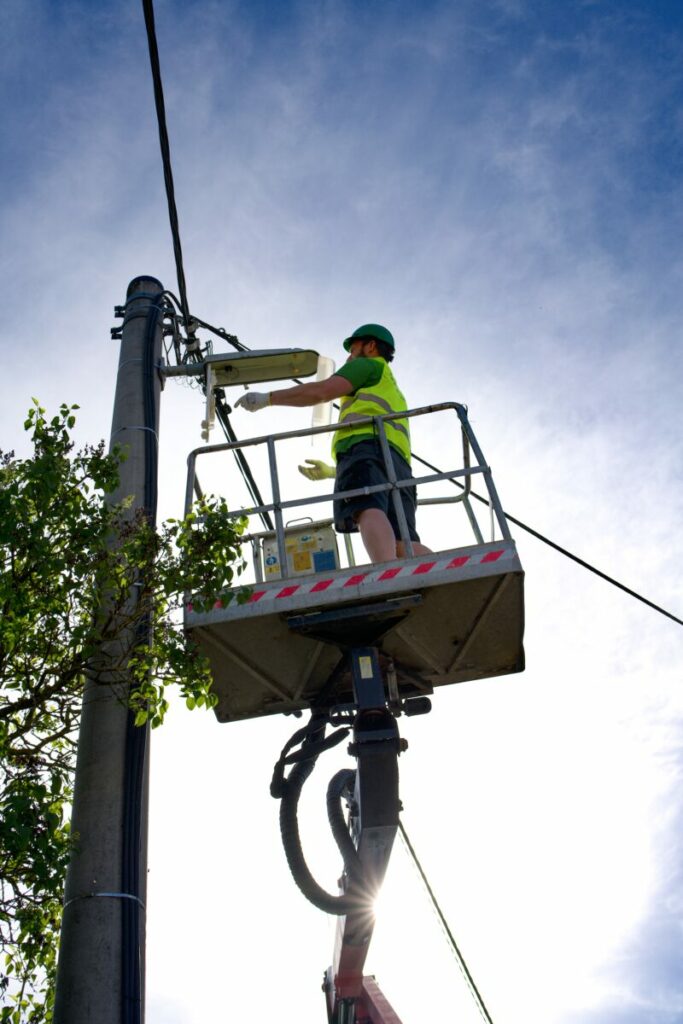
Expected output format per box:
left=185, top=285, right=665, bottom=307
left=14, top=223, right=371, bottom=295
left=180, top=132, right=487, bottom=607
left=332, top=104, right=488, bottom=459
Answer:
left=333, top=357, right=384, bottom=393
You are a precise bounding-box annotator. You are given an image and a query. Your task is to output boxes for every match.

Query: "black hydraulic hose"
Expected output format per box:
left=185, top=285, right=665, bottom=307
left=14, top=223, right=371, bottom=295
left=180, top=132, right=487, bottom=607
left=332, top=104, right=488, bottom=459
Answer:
left=326, top=769, right=362, bottom=876
left=277, top=726, right=369, bottom=915
left=280, top=757, right=359, bottom=915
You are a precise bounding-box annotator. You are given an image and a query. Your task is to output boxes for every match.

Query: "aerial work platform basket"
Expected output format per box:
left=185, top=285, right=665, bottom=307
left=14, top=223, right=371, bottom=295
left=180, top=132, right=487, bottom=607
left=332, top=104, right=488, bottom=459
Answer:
left=183, top=397, right=525, bottom=724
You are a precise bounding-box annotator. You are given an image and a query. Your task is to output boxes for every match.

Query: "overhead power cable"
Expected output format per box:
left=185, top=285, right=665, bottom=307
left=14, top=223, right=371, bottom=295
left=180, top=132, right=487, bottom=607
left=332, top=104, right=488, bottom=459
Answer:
left=140, top=2, right=272, bottom=529
left=141, top=0, right=191, bottom=333
left=399, top=822, right=495, bottom=1024
left=412, top=453, right=683, bottom=628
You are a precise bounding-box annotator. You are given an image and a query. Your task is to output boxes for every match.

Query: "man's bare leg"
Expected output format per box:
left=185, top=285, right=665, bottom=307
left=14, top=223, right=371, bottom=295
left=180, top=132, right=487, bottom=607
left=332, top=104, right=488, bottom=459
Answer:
left=356, top=509, right=433, bottom=562
left=397, top=539, right=433, bottom=557
left=356, top=508, right=397, bottom=563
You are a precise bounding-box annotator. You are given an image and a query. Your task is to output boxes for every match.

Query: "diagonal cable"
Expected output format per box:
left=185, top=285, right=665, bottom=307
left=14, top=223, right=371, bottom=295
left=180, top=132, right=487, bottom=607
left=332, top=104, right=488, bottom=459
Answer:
left=141, top=0, right=191, bottom=332
left=412, top=453, right=683, bottom=628
left=399, top=822, right=495, bottom=1024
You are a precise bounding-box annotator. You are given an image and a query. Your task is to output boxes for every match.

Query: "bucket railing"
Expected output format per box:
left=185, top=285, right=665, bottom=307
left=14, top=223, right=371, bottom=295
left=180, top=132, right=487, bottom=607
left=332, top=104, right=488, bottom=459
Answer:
left=184, top=402, right=511, bottom=582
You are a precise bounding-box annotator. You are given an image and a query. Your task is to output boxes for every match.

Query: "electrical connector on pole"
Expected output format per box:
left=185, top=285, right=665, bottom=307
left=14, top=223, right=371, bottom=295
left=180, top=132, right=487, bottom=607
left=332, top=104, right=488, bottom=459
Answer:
left=184, top=316, right=201, bottom=353
left=201, top=362, right=217, bottom=440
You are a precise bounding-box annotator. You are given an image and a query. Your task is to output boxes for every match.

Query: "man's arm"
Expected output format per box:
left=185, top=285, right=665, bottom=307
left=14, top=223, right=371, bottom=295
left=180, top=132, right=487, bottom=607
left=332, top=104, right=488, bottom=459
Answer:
left=269, top=374, right=353, bottom=407
left=235, top=370, right=355, bottom=413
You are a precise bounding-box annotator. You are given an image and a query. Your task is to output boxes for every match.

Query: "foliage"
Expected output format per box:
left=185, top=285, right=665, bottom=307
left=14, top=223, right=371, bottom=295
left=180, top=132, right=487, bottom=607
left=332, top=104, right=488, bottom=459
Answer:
left=0, top=402, right=249, bottom=1021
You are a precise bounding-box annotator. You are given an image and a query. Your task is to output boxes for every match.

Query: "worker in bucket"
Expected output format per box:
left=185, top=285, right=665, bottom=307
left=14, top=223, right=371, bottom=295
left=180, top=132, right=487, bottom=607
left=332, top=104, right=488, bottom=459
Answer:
left=234, top=324, right=431, bottom=565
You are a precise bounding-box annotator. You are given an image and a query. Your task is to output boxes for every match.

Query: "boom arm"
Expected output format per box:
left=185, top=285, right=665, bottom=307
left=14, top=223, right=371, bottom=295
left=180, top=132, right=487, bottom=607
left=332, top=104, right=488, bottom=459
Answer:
left=323, top=648, right=406, bottom=1024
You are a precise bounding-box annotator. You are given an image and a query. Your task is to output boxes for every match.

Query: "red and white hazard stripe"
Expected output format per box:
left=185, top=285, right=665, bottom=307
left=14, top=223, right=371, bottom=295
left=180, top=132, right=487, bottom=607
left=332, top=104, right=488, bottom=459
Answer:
left=197, top=546, right=513, bottom=611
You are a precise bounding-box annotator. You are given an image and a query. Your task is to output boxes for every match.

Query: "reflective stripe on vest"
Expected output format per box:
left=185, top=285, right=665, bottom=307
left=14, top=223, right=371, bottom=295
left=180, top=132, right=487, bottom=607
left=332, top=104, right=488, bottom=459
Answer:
left=332, top=360, right=411, bottom=463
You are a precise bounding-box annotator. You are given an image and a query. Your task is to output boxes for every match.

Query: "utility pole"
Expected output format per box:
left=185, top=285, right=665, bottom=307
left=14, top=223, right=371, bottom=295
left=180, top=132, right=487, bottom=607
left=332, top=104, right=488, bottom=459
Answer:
left=54, top=276, right=164, bottom=1024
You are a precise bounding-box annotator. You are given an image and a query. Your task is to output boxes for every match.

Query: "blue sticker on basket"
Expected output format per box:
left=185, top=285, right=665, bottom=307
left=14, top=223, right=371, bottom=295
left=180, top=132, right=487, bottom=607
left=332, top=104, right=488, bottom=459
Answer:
left=313, top=550, right=337, bottom=571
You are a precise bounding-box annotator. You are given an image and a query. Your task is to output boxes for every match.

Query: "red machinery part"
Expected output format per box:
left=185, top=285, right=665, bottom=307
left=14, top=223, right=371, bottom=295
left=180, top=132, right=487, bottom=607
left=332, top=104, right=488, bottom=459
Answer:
left=356, top=976, right=404, bottom=1024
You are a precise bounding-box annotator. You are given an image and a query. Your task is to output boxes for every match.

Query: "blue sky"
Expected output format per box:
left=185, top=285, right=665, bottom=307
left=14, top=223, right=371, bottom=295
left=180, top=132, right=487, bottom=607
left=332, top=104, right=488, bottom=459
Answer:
left=2, top=2, right=683, bottom=1022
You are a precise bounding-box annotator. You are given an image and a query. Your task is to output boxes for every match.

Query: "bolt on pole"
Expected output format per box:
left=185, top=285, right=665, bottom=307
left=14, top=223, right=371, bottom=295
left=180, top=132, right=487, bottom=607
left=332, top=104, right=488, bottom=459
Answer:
left=54, top=276, right=164, bottom=1024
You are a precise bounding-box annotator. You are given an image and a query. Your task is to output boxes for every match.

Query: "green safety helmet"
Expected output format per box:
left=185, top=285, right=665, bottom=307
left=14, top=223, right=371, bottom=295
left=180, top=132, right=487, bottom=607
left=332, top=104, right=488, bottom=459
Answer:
left=343, top=323, right=395, bottom=352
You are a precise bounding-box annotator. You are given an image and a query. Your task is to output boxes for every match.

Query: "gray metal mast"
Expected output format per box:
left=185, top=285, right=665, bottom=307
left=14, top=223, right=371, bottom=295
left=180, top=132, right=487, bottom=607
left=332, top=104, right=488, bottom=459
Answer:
left=54, top=276, right=164, bottom=1024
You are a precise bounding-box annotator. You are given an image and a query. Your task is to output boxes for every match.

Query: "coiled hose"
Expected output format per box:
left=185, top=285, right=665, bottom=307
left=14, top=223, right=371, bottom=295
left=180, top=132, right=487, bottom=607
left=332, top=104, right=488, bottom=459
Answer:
left=273, top=717, right=370, bottom=915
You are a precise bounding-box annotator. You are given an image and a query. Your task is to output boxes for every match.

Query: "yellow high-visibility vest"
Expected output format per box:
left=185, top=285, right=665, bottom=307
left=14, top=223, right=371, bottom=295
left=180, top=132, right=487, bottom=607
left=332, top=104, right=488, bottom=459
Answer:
left=332, top=359, right=411, bottom=463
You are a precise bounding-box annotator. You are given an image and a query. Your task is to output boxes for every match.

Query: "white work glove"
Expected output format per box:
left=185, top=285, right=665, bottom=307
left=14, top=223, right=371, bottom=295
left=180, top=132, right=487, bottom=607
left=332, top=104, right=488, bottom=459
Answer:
left=234, top=391, right=271, bottom=412
left=298, top=459, right=336, bottom=481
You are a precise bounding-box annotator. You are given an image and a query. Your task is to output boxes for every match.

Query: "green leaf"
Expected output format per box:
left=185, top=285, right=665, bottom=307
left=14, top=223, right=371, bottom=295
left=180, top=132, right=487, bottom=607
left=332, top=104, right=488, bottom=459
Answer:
left=1, top=403, right=247, bottom=1019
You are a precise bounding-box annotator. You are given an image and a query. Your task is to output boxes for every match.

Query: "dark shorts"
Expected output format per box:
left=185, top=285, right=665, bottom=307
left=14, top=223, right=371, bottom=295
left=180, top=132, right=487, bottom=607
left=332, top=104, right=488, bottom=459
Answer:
left=333, top=439, right=420, bottom=541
